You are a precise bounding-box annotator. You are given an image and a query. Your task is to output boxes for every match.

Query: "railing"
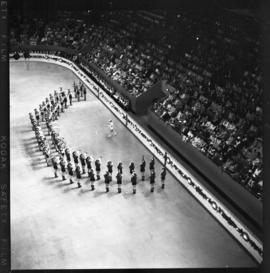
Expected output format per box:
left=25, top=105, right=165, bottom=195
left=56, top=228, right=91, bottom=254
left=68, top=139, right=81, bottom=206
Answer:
left=9, top=52, right=263, bottom=264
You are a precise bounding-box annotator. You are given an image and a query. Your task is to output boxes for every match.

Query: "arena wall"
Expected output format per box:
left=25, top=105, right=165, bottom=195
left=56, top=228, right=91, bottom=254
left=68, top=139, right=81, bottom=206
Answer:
left=133, top=80, right=167, bottom=114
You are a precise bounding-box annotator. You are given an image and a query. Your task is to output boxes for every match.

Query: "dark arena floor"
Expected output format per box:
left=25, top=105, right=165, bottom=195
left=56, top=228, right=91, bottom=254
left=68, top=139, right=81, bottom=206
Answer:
left=10, top=61, right=257, bottom=269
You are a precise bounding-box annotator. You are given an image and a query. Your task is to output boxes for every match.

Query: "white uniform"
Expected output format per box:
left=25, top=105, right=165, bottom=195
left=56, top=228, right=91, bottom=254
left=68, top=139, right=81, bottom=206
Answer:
left=108, top=121, right=116, bottom=137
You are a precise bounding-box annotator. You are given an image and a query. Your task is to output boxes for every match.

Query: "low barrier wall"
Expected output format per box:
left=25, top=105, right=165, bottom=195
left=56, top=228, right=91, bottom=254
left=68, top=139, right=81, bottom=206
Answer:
left=10, top=53, right=263, bottom=264
left=133, top=81, right=167, bottom=114
left=11, top=44, right=77, bottom=55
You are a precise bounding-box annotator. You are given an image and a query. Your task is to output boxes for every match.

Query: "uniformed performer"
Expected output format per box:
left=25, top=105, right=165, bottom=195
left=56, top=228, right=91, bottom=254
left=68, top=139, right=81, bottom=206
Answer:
left=59, top=145, right=65, bottom=158
left=79, top=81, right=84, bottom=98
left=107, top=160, right=113, bottom=174
left=45, top=98, right=51, bottom=112
left=63, top=94, right=68, bottom=109
left=45, top=102, right=50, bottom=113
left=89, top=168, right=95, bottom=190
left=40, top=108, right=45, bottom=122
left=75, top=165, right=82, bottom=188
left=68, top=89, right=73, bottom=106
left=34, top=109, right=40, bottom=125
left=80, top=152, right=87, bottom=174
left=67, top=162, right=75, bottom=184
left=86, top=155, right=92, bottom=175
left=161, top=167, right=167, bottom=189
left=150, top=170, right=156, bottom=192
left=72, top=81, right=77, bottom=92
left=60, top=157, right=67, bottom=181
left=65, top=148, right=71, bottom=163
left=149, top=157, right=155, bottom=175
left=129, top=162, right=135, bottom=175
left=29, top=112, right=34, bottom=122
left=140, top=156, right=146, bottom=181
left=56, top=102, right=60, bottom=117
left=29, top=113, right=35, bottom=130
left=104, top=171, right=111, bottom=192
left=43, top=144, right=51, bottom=167
left=95, top=158, right=101, bottom=180
left=50, top=93, right=55, bottom=106
left=55, top=92, right=60, bottom=104
left=117, top=162, right=123, bottom=174
left=83, top=86, right=87, bottom=101
left=60, top=97, right=64, bottom=113
left=131, top=171, right=137, bottom=194
left=73, top=151, right=79, bottom=167
left=76, top=88, right=80, bottom=102
left=116, top=172, right=122, bottom=193
left=52, top=156, right=59, bottom=178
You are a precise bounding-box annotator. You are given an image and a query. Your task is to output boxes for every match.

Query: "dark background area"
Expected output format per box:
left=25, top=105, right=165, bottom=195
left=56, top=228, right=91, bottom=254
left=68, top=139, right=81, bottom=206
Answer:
left=8, top=0, right=261, bottom=14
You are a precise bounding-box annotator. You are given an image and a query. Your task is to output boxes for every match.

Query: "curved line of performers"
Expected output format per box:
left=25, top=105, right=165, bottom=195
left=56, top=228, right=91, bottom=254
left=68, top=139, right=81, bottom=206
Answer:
left=29, top=82, right=167, bottom=194
left=51, top=153, right=167, bottom=194
left=32, top=81, right=87, bottom=125
left=29, top=81, right=86, bottom=164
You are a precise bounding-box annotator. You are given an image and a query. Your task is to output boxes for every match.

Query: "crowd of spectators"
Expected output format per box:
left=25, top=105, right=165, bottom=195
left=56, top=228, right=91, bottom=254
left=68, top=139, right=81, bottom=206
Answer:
left=10, top=9, right=262, bottom=199
left=151, top=11, right=262, bottom=200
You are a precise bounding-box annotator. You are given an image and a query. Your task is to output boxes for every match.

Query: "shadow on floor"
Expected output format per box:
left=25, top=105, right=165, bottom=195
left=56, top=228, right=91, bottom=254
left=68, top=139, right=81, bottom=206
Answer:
left=143, top=190, right=153, bottom=198
left=62, top=186, right=79, bottom=193
left=54, top=182, right=71, bottom=188
left=19, top=128, right=34, bottom=133
left=78, top=188, right=93, bottom=195
left=22, top=137, right=46, bottom=170
left=122, top=180, right=131, bottom=186
left=93, top=190, right=106, bottom=197
left=107, top=191, right=118, bottom=198
left=43, top=179, right=59, bottom=185
left=42, top=176, right=55, bottom=181
left=122, top=191, right=135, bottom=199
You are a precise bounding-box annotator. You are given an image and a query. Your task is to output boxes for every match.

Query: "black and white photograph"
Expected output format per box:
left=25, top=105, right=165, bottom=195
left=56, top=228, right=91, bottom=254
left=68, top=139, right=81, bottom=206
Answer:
left=0, top=0, right=268, bottom=271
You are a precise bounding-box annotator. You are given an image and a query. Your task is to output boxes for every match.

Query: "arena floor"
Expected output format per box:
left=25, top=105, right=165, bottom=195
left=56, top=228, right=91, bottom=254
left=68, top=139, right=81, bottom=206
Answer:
left=10, top=61, right=257, bottom=269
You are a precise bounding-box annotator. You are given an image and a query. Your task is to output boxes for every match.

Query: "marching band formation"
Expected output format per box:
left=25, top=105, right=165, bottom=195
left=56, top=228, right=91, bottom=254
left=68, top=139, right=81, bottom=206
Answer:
left=29, top=81, right=167, bottom=194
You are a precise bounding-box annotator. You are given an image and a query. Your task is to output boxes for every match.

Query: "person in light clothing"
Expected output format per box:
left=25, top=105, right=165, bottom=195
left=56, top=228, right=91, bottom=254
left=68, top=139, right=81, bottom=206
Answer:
left=108, top=119, right=116, bottom=137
